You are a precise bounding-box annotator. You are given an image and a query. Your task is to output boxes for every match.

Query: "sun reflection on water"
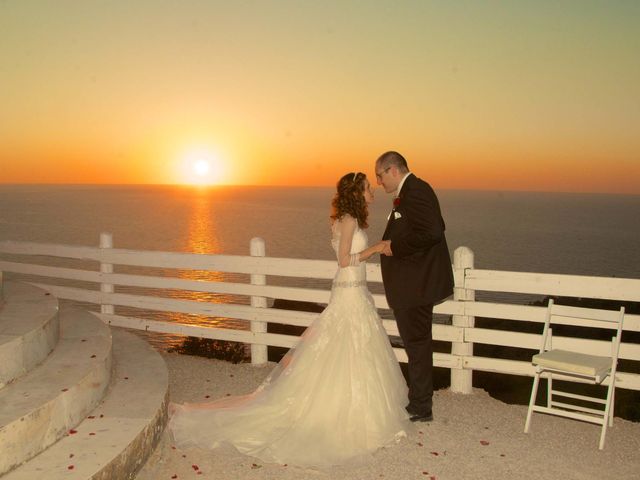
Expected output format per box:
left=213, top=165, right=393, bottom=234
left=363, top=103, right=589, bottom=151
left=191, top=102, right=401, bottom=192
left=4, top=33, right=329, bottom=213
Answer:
left=186, top=189, right=221, bottom=257
left=169, top=190, right=249, bottom=333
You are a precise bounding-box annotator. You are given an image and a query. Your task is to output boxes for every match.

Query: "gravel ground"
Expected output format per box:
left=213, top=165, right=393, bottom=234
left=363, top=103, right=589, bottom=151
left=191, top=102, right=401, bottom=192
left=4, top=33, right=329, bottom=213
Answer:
left=135, top=353, right=640, bottom=480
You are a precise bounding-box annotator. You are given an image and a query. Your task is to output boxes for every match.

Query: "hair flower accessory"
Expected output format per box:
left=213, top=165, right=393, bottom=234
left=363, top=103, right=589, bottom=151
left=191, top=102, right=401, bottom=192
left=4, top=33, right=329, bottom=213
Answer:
left=393, top=197, right=401, bottom=207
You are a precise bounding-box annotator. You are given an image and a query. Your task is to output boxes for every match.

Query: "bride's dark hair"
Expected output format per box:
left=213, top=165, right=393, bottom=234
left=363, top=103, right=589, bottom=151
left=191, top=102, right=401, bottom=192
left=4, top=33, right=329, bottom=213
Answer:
left=330, top=172, right=369, bottom=228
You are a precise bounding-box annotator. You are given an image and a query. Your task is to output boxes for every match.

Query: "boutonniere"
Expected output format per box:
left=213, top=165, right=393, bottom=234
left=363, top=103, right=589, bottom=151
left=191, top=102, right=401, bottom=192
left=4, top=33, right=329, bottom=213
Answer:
left=393, top=197, right=401, bottom=208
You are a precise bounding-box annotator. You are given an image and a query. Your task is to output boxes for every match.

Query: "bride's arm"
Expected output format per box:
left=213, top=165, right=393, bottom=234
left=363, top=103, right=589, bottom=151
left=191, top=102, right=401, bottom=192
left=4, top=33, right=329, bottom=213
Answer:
left=358, top=241, right=386, bottom=263
left=336, top=216, right=385, bottom=267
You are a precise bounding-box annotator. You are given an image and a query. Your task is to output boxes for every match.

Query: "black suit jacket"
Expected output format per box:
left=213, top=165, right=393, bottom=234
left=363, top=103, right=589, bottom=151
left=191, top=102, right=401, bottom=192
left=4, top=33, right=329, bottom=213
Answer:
left=381, top=174, right=454, bottom=309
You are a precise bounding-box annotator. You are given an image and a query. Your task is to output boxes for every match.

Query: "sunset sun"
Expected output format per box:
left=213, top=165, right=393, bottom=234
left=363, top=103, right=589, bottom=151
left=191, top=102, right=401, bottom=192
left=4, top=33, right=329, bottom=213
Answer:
left=180, top=148, right=227, bottom=185
left=193, top=160, right=210, bottom=176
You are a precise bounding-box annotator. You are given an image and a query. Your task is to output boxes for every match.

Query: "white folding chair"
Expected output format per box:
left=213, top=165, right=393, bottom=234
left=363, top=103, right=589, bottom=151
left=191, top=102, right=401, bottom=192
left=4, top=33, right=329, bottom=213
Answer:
left=524, top=299, right=625, bottom=449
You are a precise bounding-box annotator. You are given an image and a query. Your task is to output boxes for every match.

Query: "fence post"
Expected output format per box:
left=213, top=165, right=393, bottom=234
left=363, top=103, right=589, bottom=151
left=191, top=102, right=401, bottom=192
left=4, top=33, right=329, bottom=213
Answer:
left=250, top=237, right=268, bottom=364
left=451, top=246, right=475, bottom=394
left=99, top=233, right=114, bottom=317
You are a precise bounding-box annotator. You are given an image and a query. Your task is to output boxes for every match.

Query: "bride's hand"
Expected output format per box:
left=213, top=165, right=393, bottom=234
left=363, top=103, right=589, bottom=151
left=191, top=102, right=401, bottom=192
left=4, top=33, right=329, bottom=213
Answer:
left=380, top=240, right=392, bottom=256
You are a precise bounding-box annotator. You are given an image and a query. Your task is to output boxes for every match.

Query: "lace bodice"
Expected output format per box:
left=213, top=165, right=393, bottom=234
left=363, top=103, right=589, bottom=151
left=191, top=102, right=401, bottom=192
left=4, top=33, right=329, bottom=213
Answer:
left=331, top=217, right=368, bottom=260
left=330, top=216, right=368, bottom=288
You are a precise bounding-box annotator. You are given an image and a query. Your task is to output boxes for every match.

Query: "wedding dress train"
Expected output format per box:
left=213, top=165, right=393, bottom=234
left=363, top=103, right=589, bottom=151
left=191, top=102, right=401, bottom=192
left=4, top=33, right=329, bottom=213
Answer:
left=168, top=219, right=409, bottom=467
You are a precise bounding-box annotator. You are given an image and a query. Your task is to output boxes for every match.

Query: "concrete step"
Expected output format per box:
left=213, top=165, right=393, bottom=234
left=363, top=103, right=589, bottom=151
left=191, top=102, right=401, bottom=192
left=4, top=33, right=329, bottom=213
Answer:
left=0, top=282, right=60, bottom=389
left=0, top=307, right=112, bottom=475
left=3, top=328, right=169, bottom=480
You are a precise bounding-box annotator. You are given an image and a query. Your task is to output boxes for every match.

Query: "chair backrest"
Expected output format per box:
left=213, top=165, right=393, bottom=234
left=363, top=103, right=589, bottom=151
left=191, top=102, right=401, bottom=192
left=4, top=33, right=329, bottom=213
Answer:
left=539, top=299, right=625, bottom=356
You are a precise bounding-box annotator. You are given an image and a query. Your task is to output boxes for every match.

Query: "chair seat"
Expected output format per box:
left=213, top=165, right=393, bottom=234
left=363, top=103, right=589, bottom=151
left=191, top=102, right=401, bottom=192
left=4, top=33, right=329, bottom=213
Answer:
left=533, top=349, right=611, bottom=379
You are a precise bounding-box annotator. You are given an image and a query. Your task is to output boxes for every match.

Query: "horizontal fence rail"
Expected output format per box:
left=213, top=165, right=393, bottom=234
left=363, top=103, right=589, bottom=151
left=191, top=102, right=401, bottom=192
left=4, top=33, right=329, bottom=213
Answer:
left=1, top=234, right=639, bottom=395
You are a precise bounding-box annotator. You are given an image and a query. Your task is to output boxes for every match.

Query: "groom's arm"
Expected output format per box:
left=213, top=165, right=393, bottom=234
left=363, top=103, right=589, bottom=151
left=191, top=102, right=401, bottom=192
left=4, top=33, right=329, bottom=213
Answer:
left=390, top=184, right=444, bottom=259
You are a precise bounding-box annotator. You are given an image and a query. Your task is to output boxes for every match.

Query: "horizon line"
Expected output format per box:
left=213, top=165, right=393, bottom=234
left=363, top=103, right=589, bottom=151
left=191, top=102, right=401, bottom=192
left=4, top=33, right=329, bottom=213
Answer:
left=0, top=182, right=637, bottom=197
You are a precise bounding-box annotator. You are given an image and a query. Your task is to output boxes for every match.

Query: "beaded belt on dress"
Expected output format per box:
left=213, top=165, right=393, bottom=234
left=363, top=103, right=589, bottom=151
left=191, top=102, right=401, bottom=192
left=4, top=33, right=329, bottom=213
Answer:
left=332, top=280, right=367, bottom=288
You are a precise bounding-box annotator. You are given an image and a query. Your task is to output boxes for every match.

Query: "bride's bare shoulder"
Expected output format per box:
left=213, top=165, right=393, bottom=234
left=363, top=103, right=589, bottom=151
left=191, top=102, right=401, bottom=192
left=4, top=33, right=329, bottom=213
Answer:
left=331, top=213, right=357, bottom=235
left=338, top=213, right=356, bottom=224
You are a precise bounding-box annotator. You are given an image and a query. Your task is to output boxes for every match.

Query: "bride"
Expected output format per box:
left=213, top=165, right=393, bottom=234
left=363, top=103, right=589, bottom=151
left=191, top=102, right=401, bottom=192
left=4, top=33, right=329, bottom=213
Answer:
left=169, top=172, right=409, bottom=467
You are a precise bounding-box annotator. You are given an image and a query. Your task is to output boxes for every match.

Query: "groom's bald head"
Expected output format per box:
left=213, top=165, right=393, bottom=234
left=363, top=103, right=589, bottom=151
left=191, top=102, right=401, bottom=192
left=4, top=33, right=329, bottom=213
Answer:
left=375, top=151, right=409, bottom=193
left=376, top=151, right=409, bottom=174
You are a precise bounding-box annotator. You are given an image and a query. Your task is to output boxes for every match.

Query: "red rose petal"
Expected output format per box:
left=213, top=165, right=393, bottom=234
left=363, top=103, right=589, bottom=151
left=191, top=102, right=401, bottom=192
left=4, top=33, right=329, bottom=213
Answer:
left=204, top=395, right=210, bottom=399
left=68, top=465, right=74, bottom=470
left=229, top=374, right=234, bottom=377
left=430, top=451, right=439, bottom=456
left=171, top=475, right=178, bottom=479
left=171, top=446, right=176, bottom=450
left=89, top=432, right=96, bottom=435
left=480, top=440, right=490, bottom=446
left=69, top=429, right=78, bottom=435
left=99, top=414, right=104, bottom=418
left=417, top=442, right=423, bottom=447
left=69, top=453, right=74, bottom=458
left=225, top=393, right=231, bottom=396
left=61, top=388, right=68, bottom=392
left=191, top=464, right=199, bottom=471
left=182, top=454, right=186, bottom=458
left=124, top=376, right=129, bottom=380
left=90, top=354, right=96, bottom=358
left=87, top=415, right=95, bottom=419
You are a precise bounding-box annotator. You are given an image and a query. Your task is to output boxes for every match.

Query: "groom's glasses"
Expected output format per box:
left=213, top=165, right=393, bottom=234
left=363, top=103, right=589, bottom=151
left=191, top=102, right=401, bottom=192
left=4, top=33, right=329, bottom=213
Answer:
left=375, top=166, right=391, bottom=181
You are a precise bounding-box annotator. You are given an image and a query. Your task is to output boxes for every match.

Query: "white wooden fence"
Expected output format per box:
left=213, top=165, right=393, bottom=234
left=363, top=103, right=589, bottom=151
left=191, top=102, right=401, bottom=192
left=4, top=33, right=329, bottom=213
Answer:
left=1, top=234, right=639, bottom=395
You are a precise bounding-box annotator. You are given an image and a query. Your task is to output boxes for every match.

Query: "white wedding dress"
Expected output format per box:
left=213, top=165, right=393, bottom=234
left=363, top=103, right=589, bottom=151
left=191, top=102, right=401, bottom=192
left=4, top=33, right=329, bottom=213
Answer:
left=168, top=217, right=409, bottom=467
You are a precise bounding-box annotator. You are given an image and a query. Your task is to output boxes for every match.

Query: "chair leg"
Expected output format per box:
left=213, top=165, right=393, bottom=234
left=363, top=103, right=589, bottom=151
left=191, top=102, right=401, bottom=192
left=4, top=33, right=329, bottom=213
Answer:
left=599, top=421, right=607, bottom=450
left=608, top=387, right=615, bottom=428
left=600, top=380, right=616, bottom=449
left=547, top=374, right=553, bottom=408
left=525, top=372, right=541, bottom=433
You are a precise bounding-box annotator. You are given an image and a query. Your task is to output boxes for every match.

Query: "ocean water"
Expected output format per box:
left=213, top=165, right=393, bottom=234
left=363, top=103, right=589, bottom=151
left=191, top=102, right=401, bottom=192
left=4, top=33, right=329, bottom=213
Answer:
left=2, top=185, right=638, bottom=274
left=1, top=185, right=639, bottom=349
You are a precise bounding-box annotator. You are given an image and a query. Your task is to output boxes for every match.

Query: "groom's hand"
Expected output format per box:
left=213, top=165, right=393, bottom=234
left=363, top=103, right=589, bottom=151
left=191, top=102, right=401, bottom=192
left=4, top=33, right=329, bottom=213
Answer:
left=381, top=240, right=393, bottom=256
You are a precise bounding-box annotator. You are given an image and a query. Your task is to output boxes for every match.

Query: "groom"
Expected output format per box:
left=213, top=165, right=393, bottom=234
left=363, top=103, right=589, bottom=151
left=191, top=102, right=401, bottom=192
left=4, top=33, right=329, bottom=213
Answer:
left=376, top=151, right=454, bottom=422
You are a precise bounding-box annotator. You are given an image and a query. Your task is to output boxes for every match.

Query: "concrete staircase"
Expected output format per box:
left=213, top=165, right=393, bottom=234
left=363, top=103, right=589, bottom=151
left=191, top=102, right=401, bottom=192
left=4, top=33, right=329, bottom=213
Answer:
left=0, top=281, right=168, bottom=479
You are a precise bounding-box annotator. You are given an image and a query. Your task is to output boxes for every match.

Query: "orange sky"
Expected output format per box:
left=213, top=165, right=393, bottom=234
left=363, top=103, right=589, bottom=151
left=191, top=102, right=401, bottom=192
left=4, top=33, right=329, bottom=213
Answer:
left=1, top=2, right=639, bottom=194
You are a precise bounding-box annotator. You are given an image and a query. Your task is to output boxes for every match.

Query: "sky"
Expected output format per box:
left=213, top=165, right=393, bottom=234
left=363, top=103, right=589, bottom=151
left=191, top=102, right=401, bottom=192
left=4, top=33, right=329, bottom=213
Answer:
left=1, top=1, right=639, bottom=193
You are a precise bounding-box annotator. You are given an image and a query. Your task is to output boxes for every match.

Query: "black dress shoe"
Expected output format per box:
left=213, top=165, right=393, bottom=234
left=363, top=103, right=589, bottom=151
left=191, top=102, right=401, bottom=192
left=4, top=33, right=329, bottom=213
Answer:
left=409, top=411, right=433, bottom=422
left=405, top=404, right=422, bottom=416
